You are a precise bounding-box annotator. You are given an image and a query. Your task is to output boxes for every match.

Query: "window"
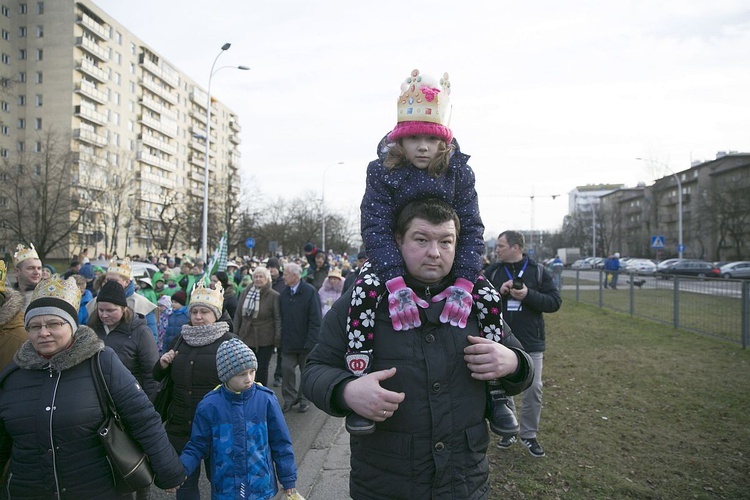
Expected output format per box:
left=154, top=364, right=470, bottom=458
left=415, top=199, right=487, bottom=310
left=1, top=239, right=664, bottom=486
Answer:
left=0, top=101, right=8, bottom=112
left=36, top=25, right=43, bottom=37
left=1, top=125, right=8, bottom=135
left=34, top=117, right=41, bottom=129
left=18, top=72, right=26, bottom=82
left=1, top=30, right=9, bottom=41
left=130, top=62, right=135, bottom=74
left=35, top=71, right=42, bottom=83
left=36, top=49, right=42, bottom=61
left=35, top=164, right=41, bottom=175
left=19, top=4, right=27, bottom=14
left=113, top=92, right=120, bottom=105
left=17, top=141, right=25, bottom=152
left=1, top=6, right=9, bottom=17
left=115, top=31, right=122, bottom=44
left=114, top=72, right=121, bottom=85
left=18, top=26, right=26, bottom=37
left=34, top=94, right=42, bottom=106
left=130, top=42, right=136, bottom=55
left=33, top=141, right=41, bottom=152
left=18, top=49, right=26, bottom=60
left=115, top=52, right=121, bottom=65
left=112, top=111, right=120, bottom=125
left=0, top=148, right=8, bottom=158
left=17, top=118, right=25, bottom=128
left=37, top=2, right=44, bottom=14
left=17, top=95, right=25, bottom=105
left=129, top=81, right=135, bottom=93
left=1, top=53, right=10, bottom=65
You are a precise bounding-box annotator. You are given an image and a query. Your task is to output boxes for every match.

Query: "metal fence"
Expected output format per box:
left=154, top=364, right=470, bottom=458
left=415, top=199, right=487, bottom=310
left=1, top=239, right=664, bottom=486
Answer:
left=560, top=269, right=750, bottom=348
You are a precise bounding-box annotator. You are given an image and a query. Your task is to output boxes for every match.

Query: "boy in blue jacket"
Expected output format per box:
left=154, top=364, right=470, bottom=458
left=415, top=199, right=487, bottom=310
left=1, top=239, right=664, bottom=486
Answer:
left=175, top=338, right=302, bottom=499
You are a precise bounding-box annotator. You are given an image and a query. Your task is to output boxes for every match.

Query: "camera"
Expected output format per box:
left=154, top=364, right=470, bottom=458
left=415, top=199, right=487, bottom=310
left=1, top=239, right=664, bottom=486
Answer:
left=512, top=278, right=524, bottom=290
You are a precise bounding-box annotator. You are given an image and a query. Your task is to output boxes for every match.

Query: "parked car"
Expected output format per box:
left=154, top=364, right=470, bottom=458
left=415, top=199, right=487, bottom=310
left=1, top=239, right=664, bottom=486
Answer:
left=624, top=258, right=657, bottom=275
left=571, top=259, right=593, bottom=270
left=719, top=261, right=750, bottom=279
left=657, top=260, right=720, bottom=279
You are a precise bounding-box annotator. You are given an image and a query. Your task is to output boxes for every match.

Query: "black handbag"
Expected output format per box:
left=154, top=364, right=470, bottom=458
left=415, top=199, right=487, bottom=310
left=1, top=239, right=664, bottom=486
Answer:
left=91, top=351, right=155, bottom=493
left=153, top=336, right=183, bottom=422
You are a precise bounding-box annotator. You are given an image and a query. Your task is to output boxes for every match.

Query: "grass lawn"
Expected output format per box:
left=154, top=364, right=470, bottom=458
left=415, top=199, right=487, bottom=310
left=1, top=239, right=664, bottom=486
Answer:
left=487, top=301, right=750, bottom=499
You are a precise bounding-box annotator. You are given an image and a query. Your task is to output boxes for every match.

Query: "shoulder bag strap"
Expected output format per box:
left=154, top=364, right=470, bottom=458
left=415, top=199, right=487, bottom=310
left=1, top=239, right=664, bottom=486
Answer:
left=90, top=351, right=120, bottom=421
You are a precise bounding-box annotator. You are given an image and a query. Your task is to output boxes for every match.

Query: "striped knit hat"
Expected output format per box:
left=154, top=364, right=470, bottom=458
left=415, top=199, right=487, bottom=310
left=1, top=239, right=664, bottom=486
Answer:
left=216, top=338, right=257, bottom=383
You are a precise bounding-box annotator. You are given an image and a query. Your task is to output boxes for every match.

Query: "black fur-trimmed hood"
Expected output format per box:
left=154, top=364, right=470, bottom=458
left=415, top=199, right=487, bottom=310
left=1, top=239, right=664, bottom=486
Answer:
left=13, top=326, right=104, bottom=372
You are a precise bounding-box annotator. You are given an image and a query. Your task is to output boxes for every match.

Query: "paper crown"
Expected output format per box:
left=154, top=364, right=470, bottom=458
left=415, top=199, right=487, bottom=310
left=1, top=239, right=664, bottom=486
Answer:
left=395, top=69, right=451, bottom=124
left=13, top=243, right=39, bottom=267
left=190, top=280, right=224, bottom=311
left=0, top=261, right=6, bottom=293
left=30, top=274, right=82, bottom=312
left=107, top=257, right=132, bottom=279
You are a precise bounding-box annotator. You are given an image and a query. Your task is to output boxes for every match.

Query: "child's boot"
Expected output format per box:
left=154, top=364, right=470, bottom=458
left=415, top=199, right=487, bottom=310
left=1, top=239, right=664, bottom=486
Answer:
left=345, top=412, right=375, bottom=435
left=487, top=380, right=519, bottom=436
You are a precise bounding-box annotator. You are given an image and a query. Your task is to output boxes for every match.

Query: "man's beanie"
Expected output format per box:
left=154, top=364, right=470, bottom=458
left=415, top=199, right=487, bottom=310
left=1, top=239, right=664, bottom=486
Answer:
left=172, top=290, right=187, bottom=306
left=216, top=338, right=258, bottom=383
left=303, top=242, right=314, bottom=253
left=266, top=257, right=281, bottom=270
left=97, top=280, right=128, bottom=307
left=79, top=263, right=95, bottom=280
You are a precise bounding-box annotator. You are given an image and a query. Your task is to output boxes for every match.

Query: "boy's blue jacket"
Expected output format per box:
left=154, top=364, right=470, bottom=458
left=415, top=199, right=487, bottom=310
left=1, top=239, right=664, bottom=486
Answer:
left=181, top=382, right=297, bottom=499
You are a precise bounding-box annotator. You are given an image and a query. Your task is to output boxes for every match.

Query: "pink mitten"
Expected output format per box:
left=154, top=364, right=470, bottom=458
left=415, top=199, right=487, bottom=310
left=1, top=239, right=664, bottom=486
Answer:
left=432, top=278, right=474, bottom=328
left=385, top=276, right=429, bottom=331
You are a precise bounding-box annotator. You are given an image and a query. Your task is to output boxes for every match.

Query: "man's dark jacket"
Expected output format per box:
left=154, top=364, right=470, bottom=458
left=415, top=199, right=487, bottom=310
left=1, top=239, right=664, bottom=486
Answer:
left=302, top=276, right=533, bottom=499
left=485, top=256, right=562, bottom=353
left=279, top=280, right=321, bottom=354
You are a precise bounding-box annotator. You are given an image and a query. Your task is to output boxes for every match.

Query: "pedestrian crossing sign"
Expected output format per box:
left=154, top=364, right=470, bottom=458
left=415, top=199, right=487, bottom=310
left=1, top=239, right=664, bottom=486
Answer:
left=651, top=236, right=665, bottom=249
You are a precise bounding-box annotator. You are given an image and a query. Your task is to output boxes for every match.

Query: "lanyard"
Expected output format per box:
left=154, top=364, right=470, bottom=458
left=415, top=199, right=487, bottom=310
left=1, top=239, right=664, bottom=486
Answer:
left=504, top=259, right=528, bottom=281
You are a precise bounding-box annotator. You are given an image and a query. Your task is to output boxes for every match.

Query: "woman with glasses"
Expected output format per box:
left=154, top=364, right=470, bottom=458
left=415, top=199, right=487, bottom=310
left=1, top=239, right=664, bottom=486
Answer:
left=0, top=275, right=185, bottom=498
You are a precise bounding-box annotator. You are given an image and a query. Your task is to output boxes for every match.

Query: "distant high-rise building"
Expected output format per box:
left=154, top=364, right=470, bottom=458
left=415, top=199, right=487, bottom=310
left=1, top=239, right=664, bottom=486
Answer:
left=0, top=0, right=242, bottom=259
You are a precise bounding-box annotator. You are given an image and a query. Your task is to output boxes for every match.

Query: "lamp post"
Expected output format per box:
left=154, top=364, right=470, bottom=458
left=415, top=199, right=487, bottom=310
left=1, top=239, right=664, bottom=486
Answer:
left=321, top=161, right=344, bottom=252
left=201, top=42, right=249, bottom=262
left=636, top=158, right=683, bottom=259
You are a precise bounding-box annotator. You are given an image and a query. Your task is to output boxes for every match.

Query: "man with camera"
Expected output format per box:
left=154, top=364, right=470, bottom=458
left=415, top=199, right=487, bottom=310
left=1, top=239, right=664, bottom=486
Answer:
left=485, top=230, right=562, bottom=457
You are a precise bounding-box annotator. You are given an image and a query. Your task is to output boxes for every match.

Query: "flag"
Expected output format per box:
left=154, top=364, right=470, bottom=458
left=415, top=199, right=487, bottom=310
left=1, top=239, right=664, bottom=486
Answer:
left=207, top=231, right=228, bottom=277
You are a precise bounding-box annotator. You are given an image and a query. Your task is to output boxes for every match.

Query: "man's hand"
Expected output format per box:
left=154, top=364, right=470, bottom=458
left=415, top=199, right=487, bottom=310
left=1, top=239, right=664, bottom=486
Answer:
left=499, top=279, right=528, bottom=301
left=432, top=277, right=474, bottom=328
left=342, top=367, right=406, bottom=421
left=463, top=336, right=518, bottom=380
left=386, top=277, right=429, bottom=331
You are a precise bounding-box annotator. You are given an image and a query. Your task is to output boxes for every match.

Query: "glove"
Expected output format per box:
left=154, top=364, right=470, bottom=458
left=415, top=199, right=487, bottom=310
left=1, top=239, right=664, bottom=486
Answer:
left=432, top=277, right=474, bottom=328
left=385, top=276, right=429, bottom=331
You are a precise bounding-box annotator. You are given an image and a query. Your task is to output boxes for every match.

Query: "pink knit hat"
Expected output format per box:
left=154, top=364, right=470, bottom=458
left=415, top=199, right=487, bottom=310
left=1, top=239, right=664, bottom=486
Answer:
left=387, top=69, right=452, bottom=144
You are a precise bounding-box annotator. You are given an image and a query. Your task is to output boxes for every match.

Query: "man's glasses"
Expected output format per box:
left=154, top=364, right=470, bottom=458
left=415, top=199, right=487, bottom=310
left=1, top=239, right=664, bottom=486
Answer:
left=25, top=320, right=67, bottom=334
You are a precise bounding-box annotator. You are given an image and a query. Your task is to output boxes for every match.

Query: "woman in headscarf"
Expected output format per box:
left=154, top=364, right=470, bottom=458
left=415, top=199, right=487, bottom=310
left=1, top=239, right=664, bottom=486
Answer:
left=234, top=266, right=281, bottom=387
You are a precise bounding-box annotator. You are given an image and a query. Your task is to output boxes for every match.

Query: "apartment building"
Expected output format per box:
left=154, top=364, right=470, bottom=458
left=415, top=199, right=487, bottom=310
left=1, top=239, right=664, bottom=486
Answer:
left=0, top=0, right=242, bottom=260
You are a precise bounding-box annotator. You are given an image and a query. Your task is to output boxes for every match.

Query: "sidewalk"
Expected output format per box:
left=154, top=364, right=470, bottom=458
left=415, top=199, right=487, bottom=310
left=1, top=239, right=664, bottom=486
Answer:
left=294, top=415, right=350, bottom=499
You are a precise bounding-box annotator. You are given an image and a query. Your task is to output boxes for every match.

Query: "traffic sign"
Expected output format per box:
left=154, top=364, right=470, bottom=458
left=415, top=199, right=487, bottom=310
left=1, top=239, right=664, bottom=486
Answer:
left=651, top=236, right=665, bottom=249
left=245, top=237, right=256, bottom=249
left=677, top=244, right=685, bottom=253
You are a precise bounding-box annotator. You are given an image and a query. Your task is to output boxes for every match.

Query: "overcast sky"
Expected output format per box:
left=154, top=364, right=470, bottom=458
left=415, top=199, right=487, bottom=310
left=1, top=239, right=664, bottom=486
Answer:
left=95, top=0, right=750, bottom=240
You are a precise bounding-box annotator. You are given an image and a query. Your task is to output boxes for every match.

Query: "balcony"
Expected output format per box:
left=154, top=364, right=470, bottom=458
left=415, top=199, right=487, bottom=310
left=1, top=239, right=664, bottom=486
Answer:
left=136, top=151, right=176, bottom=172
left=76, top=59, right=108, bottom=83
left=229, top=134, right=241, bottom=145
left=73, top=128, right=107, bottom=147
left=190, top=89, right=208, bottom=109
left=139, top=134, right=177, bottom=156
left=76, top=13, right=108, bottom=40
left=137, top=170, right=174, bottom=189
left=74, top=153, right=108, bottom=169
left=139, top=56, right=179, bottom=88
left=141, top=78, right=177, bottom=105
left=190, top=109, right=207, bottom=124
left=75, top=82, right=108, bottom=104
left=229, top=120, right=241, bottom=132
left=140, top=95, right=178, bottom=121
left=188, top=154, right=205, bottom=167
left=74, top=105, right=107, bottom=126
left=75, top=36, right=108, bottom=61
left=139, top=114, right=177, bottom=138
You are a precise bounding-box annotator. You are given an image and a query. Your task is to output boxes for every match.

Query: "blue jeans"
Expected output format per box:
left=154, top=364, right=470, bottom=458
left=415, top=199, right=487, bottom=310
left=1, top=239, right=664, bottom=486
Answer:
left=507, top=351, right=544, bottom=439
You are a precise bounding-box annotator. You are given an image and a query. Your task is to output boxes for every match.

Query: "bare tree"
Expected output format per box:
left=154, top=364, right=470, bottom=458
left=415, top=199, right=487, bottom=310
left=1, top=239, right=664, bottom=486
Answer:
left=0, top=131, right=102, bottom=260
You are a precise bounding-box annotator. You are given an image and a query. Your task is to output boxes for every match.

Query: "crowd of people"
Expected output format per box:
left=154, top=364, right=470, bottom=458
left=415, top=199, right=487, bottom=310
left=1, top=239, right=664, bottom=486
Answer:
left=0, top=67, right=564, bottom=499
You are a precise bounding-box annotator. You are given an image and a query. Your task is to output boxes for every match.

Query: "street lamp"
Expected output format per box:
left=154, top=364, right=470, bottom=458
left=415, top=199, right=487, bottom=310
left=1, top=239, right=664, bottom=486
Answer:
left=201, top=42, right=249, bottom=262
left=636, top=158, right=683, bottom=259
left=321, top=161, right=344, bottom=252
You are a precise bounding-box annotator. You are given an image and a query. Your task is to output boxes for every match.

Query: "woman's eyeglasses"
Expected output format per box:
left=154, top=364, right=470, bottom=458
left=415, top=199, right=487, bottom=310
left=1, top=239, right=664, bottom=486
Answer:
left=25, top=321, right=67, bottom=334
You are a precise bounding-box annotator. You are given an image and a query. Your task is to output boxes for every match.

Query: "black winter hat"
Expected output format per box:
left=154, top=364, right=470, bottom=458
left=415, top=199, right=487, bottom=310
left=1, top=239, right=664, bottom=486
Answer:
left=97, top=280, right=128, bottom=307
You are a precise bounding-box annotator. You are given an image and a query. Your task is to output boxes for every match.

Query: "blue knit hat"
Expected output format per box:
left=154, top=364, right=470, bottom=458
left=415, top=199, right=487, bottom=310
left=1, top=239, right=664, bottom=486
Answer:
left=216, top=339, right=257, bottom=383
